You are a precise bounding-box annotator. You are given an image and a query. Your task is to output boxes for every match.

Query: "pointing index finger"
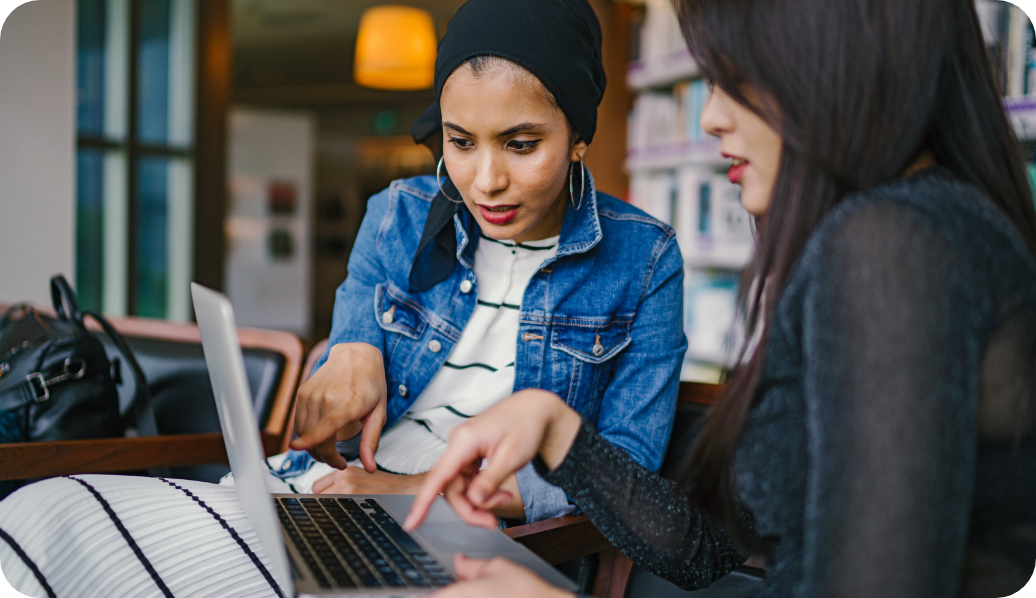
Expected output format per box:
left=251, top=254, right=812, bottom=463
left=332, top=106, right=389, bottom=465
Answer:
left=404, top=442, right=483, bottom=530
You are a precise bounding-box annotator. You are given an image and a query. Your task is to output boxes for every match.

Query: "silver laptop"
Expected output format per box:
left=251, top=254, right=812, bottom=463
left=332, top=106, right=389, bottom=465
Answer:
left=191, top=283, right=577, bottom=597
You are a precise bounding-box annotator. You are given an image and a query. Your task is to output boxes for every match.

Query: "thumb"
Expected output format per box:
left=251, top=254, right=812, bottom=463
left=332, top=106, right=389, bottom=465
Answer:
left=452, top=554, right=490, bottom=581
left=466, top=445, right=529, bottom=505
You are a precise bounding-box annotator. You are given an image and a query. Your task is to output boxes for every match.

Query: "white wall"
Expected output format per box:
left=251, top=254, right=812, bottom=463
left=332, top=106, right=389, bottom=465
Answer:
left=226, top=107, right=314, bottom=335
left=0, top=0, right=75, bottom=306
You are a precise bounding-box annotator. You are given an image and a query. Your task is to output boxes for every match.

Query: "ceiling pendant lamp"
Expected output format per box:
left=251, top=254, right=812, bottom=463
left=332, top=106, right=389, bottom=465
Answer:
left=354, top=6, right=437, bottom=90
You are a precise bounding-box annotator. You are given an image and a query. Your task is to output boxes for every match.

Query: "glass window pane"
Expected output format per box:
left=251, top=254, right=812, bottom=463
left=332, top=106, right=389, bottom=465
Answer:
left=137, top=0, right=172, bottom=144
left=77, top=0, right=107, bottom=137
left=78, top=0, right=128, bottom=140
left=135, top=156, right=169, bottom=318
left=76, top=149, right=106, bottom=312
left=136, top=0, right=194, bottom=146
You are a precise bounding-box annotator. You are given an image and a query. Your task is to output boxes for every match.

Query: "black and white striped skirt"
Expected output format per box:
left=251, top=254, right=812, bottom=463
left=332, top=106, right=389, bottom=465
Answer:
left=0, top=475, right=282, bottom=598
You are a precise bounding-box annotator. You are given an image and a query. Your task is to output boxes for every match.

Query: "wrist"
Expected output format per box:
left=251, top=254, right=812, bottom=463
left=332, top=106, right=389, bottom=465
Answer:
left=540, top=395, right=581, bottom=471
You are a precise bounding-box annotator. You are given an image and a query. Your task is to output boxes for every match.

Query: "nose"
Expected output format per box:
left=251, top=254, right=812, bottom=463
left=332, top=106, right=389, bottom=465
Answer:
left=474, top=151, right=508, bottom=197
left=700, top=86, right=734, bottom=138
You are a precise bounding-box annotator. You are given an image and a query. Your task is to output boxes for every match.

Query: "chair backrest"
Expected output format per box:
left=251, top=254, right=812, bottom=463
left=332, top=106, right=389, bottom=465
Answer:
left=658, top=382, right=723, bottom=479
left=302, top=338, right=329, bottom=384
left=87, top=316, right=302, bottom=482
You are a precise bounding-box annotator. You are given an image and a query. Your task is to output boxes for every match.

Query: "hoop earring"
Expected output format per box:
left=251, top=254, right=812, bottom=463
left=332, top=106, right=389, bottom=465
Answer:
left=437, top=157, right=463, bottom=203
left=569, top=160, right=586, bottom=211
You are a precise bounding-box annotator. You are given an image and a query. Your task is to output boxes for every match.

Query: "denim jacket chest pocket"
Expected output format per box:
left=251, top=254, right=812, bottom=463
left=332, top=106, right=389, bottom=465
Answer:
left=375, top=283, right=433, bottom=390
left=549, top=315, right=633, bottom=416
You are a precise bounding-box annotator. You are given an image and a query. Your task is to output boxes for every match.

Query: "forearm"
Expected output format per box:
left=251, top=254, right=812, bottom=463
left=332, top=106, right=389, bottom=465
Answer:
left=541, top=420, right=743, bottom=590
left=490, top=474, right=525, bottom=519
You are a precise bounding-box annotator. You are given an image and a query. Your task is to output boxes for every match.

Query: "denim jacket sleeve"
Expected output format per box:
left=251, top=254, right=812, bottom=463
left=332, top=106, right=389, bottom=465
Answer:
left=311, top=189, right=391, bottom=373
left=595, top=235, right=685, bottom=471
left=518, top=235, right=685, bottom=523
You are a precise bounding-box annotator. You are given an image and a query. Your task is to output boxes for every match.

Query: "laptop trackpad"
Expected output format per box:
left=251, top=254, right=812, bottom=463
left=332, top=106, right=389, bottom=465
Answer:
left=417, top=522, right=576, bottom=590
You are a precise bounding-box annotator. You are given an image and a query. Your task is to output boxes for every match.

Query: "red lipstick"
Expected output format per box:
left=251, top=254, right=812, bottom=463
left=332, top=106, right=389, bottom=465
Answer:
left=478, top=204, right=519, bottom=225
left=723, top=153, right=749, bottom=185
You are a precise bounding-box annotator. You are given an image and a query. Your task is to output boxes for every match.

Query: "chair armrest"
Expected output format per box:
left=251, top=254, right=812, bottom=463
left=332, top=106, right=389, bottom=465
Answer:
left=503, top=514, right=613, bottom=565
left=0, top=432, right=281, bottom=480
left=678, top=381, right=727, bottom=405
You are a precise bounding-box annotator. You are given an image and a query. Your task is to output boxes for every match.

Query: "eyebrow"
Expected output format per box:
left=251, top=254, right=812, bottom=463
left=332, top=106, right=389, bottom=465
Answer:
left=443, top=121, right=545, bottom=137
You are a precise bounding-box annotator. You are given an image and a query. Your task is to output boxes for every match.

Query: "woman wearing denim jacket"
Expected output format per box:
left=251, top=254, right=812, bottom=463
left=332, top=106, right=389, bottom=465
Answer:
left=276, top=0, right=686, bottom=525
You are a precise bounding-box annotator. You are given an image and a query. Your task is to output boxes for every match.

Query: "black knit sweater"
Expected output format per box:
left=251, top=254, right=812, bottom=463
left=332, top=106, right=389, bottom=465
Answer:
left=543, top=168, right=1036, bottom=598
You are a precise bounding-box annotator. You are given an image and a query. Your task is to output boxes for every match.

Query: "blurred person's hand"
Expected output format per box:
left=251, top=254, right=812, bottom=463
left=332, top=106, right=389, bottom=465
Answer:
left=404, top=389, right=581, bottom=531
left=312, top=468, right=426, bottom=495
left=289, top=342, right=387, bottom=472
left=428, top=554, right=574, bottom=598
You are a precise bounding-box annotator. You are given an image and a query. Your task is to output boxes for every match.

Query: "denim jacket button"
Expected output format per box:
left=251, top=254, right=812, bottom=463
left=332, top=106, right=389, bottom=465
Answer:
left=459, top=279, right=473, bottom=294
left=398, top=384, right=408, bottom=397
left=428, top=340, right=442, bottom=353
left=382, top=307, right=395, bottom=325
left=592, top=335, right=605, bottom=357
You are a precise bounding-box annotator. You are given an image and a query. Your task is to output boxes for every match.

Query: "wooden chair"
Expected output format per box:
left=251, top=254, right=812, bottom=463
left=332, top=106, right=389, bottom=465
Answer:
left=0, top=310, right=303, bottom=482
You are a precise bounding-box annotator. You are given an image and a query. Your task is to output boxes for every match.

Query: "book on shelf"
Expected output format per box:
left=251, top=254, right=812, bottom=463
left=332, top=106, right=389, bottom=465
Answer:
left=635, top=0, right=688, bottom=69
left=976, top=0, right=1036, bottom=97
left=628, top=79, right=712, bottom=151
left=684, top=270, right=741, bottom=369
left=630, top=169, right=754, bottom=270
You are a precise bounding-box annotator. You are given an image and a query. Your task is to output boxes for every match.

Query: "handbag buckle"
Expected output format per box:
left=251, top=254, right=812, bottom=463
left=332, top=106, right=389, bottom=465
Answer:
left=25, top=372, right=49, bottom=403
left=26, top=359, right=87, bottom=404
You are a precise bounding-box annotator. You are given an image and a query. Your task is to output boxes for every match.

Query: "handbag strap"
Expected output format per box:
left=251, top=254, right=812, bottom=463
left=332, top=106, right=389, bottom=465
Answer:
left=50, top=275, right=85, bottom=330
left=0, top=356, right=87, bottom=410
left=84, top=311, right=170, bottom=478
left=82, top=311, right=160, bottom=438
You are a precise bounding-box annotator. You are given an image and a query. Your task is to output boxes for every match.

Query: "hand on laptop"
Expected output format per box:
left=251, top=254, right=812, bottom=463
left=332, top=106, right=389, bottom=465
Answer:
left=290, top=342, right=387, bottom=472
left=312, top=468, right=427, bottom=495
left=405, top=389, right=582, bottom=531
left=428, top=554, right=574, bottom=598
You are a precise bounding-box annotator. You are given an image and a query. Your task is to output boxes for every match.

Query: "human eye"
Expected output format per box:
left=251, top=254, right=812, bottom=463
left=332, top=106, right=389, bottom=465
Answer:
left=448, top=136, right=474, bottom=150
left=507, top=139, right=540, bottom=154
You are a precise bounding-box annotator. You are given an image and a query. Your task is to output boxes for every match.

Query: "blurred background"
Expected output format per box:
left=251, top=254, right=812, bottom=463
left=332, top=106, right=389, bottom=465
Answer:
left=0, top=0, right=1033, bottom=383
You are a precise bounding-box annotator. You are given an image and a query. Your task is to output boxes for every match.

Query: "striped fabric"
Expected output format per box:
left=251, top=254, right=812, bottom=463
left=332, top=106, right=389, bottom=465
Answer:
left=374, top=233, right=559, bottom=475
left=0, top=475, right=282, bottom=598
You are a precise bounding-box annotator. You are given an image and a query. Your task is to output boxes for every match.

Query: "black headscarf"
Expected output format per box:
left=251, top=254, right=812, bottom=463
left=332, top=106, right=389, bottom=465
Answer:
left=407, top=0, right=606, bottom=292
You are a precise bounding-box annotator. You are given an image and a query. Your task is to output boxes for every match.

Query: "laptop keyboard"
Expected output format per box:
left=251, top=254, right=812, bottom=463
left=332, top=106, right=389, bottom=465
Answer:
left=276, top=496, right=454, bottom=590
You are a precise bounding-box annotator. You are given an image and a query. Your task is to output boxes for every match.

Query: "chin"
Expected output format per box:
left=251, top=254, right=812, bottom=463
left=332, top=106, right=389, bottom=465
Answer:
left=740, top=189, right=769, bottom=217
left=479, top=221, right=518, bottom=240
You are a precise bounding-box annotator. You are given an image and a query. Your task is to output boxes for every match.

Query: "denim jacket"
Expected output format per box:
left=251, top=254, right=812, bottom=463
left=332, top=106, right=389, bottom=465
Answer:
left=312, top=173, right=686, bottom=522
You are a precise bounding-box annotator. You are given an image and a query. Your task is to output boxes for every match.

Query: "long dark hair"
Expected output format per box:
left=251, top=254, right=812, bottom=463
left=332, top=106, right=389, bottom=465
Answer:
left=675, top=0, right=1036, bottom=545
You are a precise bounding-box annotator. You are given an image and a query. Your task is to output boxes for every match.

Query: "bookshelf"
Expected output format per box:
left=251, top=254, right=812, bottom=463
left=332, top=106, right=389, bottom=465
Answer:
left=627, top=48, right=699, bottom=90
left=624, top=0, right=1036, bottom=383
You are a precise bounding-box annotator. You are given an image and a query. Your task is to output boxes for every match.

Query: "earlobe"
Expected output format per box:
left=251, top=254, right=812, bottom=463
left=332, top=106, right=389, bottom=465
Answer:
left=570, top=141, right=588, bottom=163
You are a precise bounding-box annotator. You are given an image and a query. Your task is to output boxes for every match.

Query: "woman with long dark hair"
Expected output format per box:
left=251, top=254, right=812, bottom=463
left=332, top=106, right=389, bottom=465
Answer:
left=406, top=0, right=1036, bottom=596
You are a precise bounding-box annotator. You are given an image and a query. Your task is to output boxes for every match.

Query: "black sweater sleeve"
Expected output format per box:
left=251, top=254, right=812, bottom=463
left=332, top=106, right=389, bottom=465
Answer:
left=540, top=421, right=745, bottom=590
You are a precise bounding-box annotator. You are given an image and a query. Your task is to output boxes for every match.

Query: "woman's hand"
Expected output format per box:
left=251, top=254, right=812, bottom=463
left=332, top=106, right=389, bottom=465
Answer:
left=429, top=555, right=574, bottom=598
left=313, top=468, right=426, bottom=495
left=290, top=342, right=387, bottom=472
left=405, top=389, right=582, bottom=530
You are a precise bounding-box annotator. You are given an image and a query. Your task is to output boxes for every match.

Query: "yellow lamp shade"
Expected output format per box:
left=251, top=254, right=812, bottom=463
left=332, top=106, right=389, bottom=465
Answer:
left=354, top=6, right=437, bottom=90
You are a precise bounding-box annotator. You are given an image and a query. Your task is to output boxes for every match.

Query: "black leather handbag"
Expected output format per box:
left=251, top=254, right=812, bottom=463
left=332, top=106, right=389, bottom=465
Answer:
left=0, top=275, right=162, bottom=496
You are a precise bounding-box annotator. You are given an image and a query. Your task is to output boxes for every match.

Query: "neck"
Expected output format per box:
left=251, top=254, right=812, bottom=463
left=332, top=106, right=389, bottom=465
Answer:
left=903, top=150, right=937, bottom=177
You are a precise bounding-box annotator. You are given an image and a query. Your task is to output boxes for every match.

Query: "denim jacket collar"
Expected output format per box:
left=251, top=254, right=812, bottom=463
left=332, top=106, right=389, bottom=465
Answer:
left=407, top=170, right=602, bottom=292
left=555, top=169, right=602, bottom=258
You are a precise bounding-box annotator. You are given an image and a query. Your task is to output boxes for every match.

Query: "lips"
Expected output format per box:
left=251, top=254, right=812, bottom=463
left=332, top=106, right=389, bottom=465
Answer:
left=478, top=204, right=519, bottom=225
left=723, top=153, right=749, bottom=185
